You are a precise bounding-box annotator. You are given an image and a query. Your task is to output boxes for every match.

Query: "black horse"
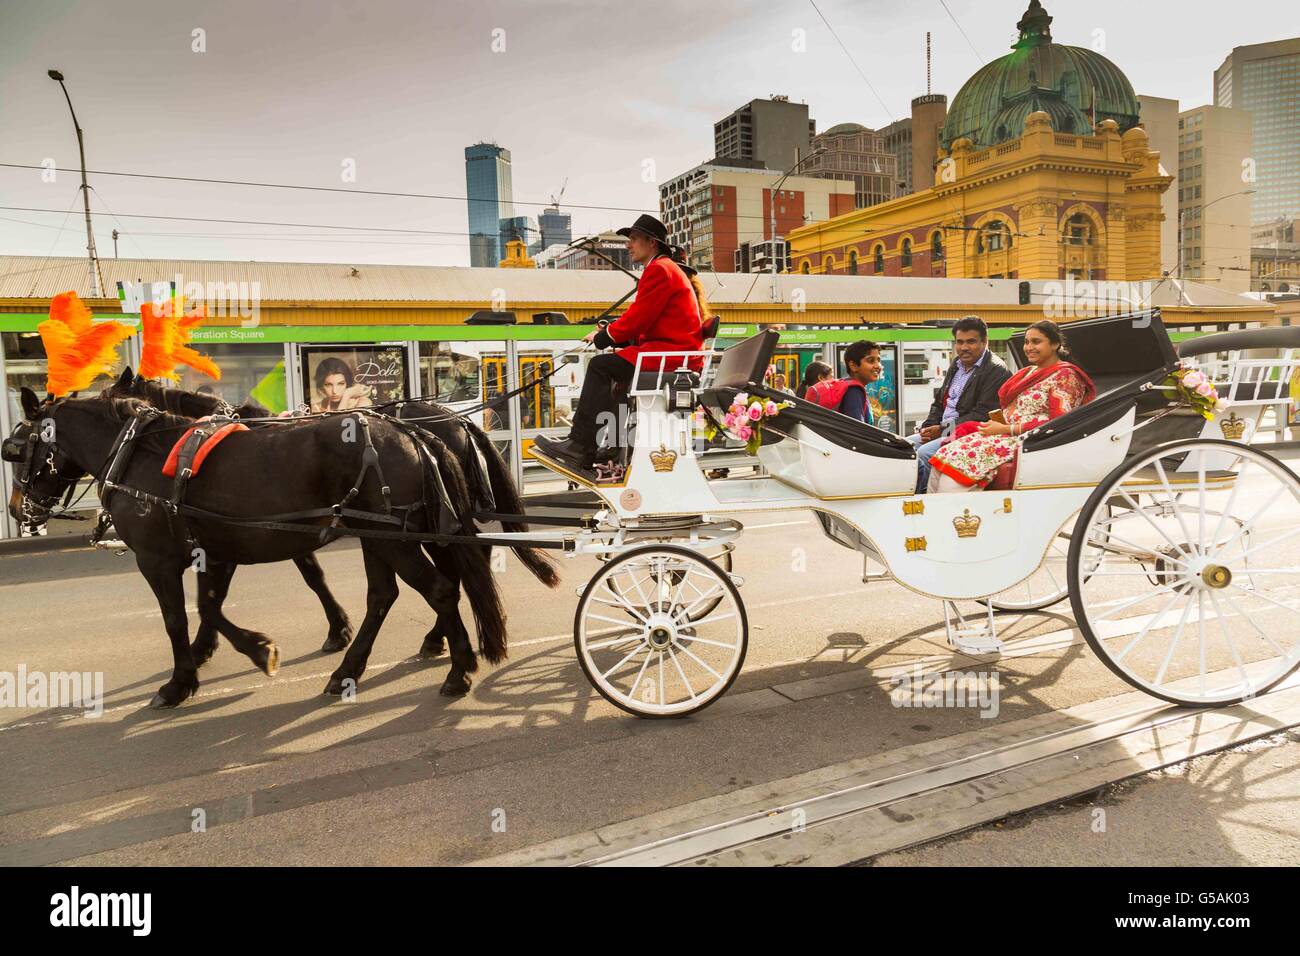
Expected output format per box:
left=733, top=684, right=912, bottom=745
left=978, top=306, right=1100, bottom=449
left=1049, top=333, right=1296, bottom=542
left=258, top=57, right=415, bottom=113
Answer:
left=6, top=388, right=508, bottom=707
left=103, top=370, right=559, bottom=664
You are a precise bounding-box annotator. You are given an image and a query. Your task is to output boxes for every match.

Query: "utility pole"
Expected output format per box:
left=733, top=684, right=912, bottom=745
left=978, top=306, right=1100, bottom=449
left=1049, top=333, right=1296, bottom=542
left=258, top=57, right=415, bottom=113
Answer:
left=48, top=69, right=103, bottom=297
left=769, top=148, right=825, bottom=302
left=112, top=229, right=118, bottom=258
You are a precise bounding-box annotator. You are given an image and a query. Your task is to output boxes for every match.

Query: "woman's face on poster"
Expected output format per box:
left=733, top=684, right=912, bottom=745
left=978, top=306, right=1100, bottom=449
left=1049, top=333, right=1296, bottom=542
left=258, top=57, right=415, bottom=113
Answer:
left=321, top=372, right=348, bottom=405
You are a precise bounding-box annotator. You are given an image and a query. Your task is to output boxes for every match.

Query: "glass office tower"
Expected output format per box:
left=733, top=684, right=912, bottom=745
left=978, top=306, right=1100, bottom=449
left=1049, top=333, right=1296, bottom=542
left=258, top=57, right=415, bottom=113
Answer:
left=1215, top=38, right=1300, bottom=223
left=465, top=143, right=515, bottom=266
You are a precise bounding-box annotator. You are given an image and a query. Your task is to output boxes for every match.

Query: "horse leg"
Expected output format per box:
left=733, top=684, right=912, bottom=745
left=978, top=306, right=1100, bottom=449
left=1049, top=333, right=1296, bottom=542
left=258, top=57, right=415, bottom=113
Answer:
left=323, top=542, right=398, bottom=697
left=293, top=554, right=354, bottom=654
left=385, top=543, right=476, bottom=697
left=196, top=560, right=280, bottom=677
left=137, top=555, right=200, bottom=708
left=189, top=564, right=227, bottom=668
left=416, top=545, right=457, bottom=659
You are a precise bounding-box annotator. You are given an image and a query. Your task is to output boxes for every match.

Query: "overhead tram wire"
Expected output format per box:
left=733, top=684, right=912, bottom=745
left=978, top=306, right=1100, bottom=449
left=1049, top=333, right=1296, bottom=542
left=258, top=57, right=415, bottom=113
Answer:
left=807, top=0, right=897, bottom=122
left=937, top=0, right=986, bottom=65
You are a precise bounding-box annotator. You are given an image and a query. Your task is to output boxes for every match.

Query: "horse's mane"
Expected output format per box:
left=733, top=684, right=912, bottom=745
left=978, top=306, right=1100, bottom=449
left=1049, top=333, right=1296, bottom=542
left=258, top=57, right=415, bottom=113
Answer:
left=82, top=394, right=205, bottom=457
left=118, top=377, right=271, bottom=419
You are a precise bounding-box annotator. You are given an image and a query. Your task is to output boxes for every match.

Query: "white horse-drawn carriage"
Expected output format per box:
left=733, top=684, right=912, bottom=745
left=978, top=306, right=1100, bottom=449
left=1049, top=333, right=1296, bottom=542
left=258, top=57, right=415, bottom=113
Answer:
left=520, top=309, right=1300, bottom=718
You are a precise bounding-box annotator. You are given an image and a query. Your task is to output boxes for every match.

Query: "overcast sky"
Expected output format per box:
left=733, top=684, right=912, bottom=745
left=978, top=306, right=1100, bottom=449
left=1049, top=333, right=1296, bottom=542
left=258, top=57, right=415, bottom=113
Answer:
left=0, top=0, right=1290, bottom=268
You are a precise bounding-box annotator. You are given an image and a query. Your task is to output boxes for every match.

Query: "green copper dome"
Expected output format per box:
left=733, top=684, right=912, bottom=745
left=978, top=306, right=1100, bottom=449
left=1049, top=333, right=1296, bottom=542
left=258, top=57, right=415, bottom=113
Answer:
left=940, top=1, right=1140, bottom=150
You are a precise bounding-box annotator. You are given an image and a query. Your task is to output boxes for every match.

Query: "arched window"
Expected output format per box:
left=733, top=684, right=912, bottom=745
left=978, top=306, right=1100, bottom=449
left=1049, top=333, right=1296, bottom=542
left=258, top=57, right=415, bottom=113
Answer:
left=1064, top=212, right=1095, bottom=247
left=800, top=260, right=811, bottom=275
left=873, top=244, right=885, bottom=274
left=901, top=238, right=913, bottom=269
left=848, top=249, right=859, bottom=275
left=931, top=231, right=944, bottom=260
left=976, top=221, right=1012, bottom=253
left=824, top=254, right=837, bottom=274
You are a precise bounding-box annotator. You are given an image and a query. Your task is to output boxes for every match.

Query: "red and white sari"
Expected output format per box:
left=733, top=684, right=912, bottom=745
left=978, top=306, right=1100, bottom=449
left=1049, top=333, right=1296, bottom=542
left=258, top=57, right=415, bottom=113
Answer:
left=929, top=361, right=1095, bottom=488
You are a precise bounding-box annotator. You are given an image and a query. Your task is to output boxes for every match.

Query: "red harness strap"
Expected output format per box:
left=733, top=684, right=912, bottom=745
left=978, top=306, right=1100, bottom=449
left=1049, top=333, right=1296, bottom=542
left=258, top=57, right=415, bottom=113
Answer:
left=162, top=418, right=249, bottom=478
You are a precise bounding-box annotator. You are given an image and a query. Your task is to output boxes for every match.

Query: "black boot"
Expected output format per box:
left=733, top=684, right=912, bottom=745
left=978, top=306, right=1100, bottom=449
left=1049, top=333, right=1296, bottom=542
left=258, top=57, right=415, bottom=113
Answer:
left=534, top=434, right=596, bottom=470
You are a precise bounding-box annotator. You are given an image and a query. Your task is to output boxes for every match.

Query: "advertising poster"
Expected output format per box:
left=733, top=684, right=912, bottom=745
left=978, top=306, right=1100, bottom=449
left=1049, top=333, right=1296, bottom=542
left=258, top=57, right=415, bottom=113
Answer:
left=301, top=345, right=408, bottom=412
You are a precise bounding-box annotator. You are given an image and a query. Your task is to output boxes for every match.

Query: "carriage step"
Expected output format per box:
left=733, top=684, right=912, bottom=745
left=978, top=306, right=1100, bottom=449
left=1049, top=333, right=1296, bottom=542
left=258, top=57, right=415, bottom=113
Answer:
left=943, top=600, right=1003, bottom=656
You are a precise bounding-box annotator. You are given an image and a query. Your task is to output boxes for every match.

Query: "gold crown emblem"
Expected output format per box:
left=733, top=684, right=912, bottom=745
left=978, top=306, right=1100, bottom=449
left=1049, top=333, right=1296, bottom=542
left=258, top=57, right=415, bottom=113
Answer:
left=953, top=509, right=982, bottom=538
left=649, top=444, right=678, bottom=473
left=1219, top=413, right=1246, bottom=440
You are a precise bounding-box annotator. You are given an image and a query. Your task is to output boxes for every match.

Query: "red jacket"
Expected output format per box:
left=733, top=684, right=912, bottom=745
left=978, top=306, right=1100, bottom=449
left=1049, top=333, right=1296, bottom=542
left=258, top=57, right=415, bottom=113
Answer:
left=606, top=256, right=704, bottom=371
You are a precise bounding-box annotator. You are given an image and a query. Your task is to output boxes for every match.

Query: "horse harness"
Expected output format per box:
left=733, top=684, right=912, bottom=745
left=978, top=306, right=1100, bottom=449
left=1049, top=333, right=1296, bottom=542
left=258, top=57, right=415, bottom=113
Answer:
left=91, top=406, right=466, bottom=548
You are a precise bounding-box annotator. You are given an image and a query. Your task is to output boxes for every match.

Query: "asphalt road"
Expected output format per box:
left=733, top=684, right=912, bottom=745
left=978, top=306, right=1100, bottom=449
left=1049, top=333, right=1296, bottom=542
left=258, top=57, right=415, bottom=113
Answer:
left=0, top=482, right=1296, bottom=865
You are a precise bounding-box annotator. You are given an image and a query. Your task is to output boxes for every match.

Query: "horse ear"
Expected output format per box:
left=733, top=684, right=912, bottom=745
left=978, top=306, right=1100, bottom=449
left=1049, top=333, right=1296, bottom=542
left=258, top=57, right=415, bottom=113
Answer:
left=116, top=367, right=135, bottom=388
left=20, top=387, right=41, bottom=419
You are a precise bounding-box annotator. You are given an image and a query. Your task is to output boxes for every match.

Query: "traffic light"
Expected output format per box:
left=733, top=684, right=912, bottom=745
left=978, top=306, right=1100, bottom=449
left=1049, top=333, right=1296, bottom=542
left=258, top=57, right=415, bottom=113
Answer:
left=1018, top=281, right=1032, bottom=306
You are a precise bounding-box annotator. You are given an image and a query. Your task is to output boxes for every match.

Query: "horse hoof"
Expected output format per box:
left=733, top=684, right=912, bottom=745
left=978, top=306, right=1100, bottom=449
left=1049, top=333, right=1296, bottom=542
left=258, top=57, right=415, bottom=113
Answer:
left=439, top=674, right=472, bottom=697
left=148, top=693, right=178, bottom=709
left=419, top=637, right=446, bottom=659
left=321, top=625, right=352, bottom=654
left=257, top=643, right=280, bottom=677
left=323, top=674, right=352, bottom=697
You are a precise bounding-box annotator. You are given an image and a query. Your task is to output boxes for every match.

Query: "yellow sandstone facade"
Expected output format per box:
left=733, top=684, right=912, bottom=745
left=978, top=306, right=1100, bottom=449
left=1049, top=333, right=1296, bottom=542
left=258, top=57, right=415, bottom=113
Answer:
left=789, top=112, right=1173, bottom=283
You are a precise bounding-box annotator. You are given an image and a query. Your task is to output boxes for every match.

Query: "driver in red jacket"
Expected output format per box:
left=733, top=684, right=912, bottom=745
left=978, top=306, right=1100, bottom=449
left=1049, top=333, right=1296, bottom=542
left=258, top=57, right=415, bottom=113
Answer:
left=535, top=214, right=704, bottom=471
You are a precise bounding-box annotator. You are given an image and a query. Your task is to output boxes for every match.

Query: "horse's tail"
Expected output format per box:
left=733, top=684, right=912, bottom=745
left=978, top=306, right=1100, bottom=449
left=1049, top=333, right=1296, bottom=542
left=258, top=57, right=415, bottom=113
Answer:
left=465, top=419, right=561, bottom=589
left=418, top=433, right=509, bottom=664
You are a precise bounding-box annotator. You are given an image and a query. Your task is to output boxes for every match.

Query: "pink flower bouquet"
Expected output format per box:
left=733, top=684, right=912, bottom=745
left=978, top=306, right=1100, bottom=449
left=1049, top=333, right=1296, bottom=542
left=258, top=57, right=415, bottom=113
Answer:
left=706, top=391, right=793, bottom=455
left=1161, top=365, right=1227, bottom=420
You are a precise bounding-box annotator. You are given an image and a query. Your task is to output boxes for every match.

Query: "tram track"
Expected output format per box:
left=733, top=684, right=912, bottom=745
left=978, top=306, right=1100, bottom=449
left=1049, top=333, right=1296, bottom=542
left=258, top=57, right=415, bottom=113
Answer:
left=477, top=664, right=1300, bottom=867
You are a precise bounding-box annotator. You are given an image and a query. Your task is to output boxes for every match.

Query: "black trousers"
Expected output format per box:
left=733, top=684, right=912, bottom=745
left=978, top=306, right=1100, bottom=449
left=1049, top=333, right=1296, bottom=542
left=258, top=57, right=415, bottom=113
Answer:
left=571, top=353, right=635, bottom=450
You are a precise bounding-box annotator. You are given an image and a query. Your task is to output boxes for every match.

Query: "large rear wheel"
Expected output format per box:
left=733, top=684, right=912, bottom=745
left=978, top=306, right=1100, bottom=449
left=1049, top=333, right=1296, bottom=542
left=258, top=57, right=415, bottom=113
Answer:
left=1069, top=440, right=1300, bottom=706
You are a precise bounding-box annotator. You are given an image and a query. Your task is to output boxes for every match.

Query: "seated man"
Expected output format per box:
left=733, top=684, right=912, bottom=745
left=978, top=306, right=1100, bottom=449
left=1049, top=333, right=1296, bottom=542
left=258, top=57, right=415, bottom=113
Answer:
left=909, top=316, right=1011, bottom=493
left=534, top=213, right=705, bottom=471
left=804, top=340, right=882, bottom=423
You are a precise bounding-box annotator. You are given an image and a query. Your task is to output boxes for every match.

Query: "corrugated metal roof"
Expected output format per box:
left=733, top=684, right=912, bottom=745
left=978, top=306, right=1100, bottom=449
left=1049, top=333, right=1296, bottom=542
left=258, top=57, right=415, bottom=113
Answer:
left=0, top=255, right=1265, bottom=310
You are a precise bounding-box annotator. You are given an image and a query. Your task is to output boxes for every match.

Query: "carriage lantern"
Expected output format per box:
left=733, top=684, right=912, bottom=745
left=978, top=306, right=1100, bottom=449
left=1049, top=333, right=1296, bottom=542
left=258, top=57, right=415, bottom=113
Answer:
left=668, top=367, right=698, bottom=413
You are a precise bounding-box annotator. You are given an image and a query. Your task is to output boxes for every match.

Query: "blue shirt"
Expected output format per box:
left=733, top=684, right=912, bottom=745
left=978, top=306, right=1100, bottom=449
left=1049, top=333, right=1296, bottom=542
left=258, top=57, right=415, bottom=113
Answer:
left=837, top=385, right=873, bottom=424
left=942, top=350, right=988, bottom=425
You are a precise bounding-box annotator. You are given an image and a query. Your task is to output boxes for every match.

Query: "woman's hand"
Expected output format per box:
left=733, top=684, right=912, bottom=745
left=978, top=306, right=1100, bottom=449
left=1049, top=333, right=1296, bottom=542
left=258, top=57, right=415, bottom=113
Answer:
left=582, top=329, right=599, bottom=345
left=977, top=420, right=1011, bottom=436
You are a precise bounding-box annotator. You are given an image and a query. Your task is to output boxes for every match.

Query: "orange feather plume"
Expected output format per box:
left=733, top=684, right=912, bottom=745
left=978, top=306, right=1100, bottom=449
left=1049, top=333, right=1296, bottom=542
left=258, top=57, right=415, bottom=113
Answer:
left=138, top=298, right=221, bottom=382
left=38, top=291, right=134, bottom=397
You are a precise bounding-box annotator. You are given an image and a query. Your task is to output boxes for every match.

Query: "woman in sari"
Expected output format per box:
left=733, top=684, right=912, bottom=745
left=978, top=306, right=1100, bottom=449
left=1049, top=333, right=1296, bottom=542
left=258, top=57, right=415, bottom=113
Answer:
left=928, top=320, right=1095, bottom=492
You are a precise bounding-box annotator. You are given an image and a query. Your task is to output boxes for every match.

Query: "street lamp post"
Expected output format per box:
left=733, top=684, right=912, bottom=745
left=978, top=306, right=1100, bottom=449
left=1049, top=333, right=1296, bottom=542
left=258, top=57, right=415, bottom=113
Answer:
left=48, top=69, right=102, bottom=297
left=769, top=148, right=825, bottom=302
left=1176, top=188, right=1255, bottom=305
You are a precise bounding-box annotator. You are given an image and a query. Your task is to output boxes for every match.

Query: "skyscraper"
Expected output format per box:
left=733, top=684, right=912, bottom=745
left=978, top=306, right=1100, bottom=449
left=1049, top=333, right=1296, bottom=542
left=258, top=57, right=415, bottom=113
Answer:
left=465, top=143, right=514, bottom=267
left=1214, top=38, right=1300, bottom=224
left=538, top=206, right=572, bottom=250
left=714, top=96, right=816, bottom=172
left=1178, top=105, right=1254, bottom=292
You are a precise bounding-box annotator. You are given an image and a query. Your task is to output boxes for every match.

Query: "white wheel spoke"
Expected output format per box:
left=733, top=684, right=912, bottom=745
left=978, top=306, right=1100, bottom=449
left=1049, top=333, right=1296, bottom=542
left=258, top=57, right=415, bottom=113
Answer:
left=626, top=645, right=655, bottom=699
left=1154, top=460, right=1199, bottom=557
left=584, top=632, right=644, bottom=652
left=1222, top=524, right=1300, bottom=566
left=1212, top=485, right=1288, bottom=557
left=675, top=642, right=724, bottom=680
left=1207, top=589, right=1252, bottom=693
left=677, top=633, right=740, bottom=650
left=1153, top=595, right=1197, bottom=686
left=1225, top=581, right=1300, bottom=620
left=1113, top=588, right=1185, bottom=664
left=602, top=641, right=650, bottom=681
left=666, top=646, right=697, bottom=701
left=677, top=584, right=726, bottom=620
left=1118, top=490, right=1193, bottom=560
left=1208, top=459, right=1248, bottom=553
left=1090, top=579, right=1184, bottom=622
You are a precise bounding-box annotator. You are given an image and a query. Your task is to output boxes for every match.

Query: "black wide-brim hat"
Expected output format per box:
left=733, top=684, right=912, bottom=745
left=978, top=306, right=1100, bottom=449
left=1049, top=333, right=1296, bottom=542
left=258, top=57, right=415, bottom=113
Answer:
left=616, top=213, right=669, bottom=245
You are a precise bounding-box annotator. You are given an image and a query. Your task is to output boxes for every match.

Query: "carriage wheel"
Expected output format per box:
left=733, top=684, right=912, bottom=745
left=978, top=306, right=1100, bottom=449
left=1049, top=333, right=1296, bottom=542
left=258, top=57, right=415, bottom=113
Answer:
left=575, top=545, right=747, bottom=718
left=1068, top=440, right=1300, bottom=706
left=991, top=505, right=1110, bottom=613
left=599, top=544, right=734, bottom=620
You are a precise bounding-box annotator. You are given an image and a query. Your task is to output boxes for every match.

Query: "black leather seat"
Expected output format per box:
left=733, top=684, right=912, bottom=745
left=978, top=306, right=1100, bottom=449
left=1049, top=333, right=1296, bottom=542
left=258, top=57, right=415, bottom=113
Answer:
left=700, top=329, right=916, bottom=460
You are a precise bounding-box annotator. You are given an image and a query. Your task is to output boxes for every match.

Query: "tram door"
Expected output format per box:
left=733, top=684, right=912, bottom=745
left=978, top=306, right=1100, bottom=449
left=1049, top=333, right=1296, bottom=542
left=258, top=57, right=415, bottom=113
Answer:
left=772, top=352, right=800, bottom=391
left=481, top=351, right=555, bottom=459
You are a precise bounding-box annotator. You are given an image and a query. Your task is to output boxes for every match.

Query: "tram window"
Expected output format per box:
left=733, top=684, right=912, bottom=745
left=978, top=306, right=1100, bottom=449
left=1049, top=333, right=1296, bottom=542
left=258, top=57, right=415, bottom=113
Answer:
left=419, top=343, right=481, bottom=403
left=176, top=342, right=288, bottom=413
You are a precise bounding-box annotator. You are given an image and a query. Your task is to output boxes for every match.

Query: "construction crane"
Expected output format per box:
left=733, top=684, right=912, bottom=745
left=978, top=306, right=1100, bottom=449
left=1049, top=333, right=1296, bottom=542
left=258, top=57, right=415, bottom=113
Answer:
left=550, top=178, right=568, bottom=210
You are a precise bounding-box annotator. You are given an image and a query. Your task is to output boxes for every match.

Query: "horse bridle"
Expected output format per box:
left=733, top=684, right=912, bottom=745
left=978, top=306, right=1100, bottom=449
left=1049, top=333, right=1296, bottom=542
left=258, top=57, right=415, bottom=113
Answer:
left=2, top=403, right=83, bottom=514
